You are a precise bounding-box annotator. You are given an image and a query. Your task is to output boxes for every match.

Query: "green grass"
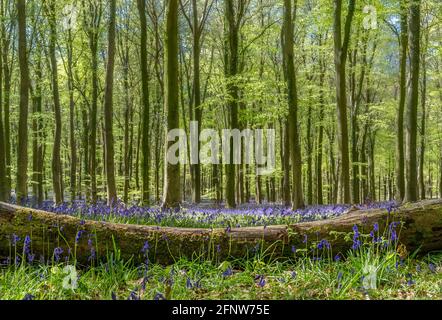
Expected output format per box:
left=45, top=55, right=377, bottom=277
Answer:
left=1, top=249, right=441, bottom=300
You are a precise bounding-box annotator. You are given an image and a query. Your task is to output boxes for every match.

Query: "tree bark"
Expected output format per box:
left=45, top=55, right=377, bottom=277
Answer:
left=404, top=0, right=421, bottom=203
left=16, top=0, right=30, bottom=205
left=161, top=0, right=181, bottom=209
left=333, top=0, right=355, bottom=204
left=283, top=0, right=304, bottom=210
left=395, top=1, right=408, bottom=202
left=103, top=0, right=118, bottom=205
left=137, top=0, right=151, bottom=206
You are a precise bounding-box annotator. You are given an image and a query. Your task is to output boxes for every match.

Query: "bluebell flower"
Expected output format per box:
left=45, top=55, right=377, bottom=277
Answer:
left=373, top=223, right=379, bottom=232
left=256, top=275, right=266, bottom=288
left=23, top=235, right=31, bottom=255
left=428, top=263, right=436, bottom=273
left=291, top=245, right=296, bottom=254
left=75, top=230, right=86, bottom=244
left=154, top=292, right=166, bottom=300
left=27, top=254, right=35, bottom=264
left=141, top=241, right=150, bottom=255
left=334, top=254, right=341, bottom=262
left=337, top=271, right=343, bottom=281
left=127, top=290, right=140, bottom=300
left=317, top=239, right=331, bottom=250
left=352, top=225, right=361, bottom=250
left=302, top=234, right=308, bottom=244
left=53, top=247, right=63, bottom=262
left=22, top=294, right=35, bottom=300
left=186, top=277, right=193, bottom=289
left=11, top=234, right=20, bottom=247
left=222, top=267, right=233, bottom=277
left=111, top=292, right=117, bottom=300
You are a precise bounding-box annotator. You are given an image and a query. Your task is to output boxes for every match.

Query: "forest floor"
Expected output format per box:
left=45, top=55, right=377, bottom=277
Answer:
left=0, top=251, right=441, bottom=300
left=1, top=200, right=441, bottom=300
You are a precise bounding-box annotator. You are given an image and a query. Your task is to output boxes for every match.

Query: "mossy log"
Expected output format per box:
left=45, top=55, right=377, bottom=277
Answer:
left=0, top=200, right=441, bottom=266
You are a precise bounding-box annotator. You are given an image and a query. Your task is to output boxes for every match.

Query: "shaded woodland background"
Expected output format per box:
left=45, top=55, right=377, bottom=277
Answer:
left=0, top=0, right=440, bottom=209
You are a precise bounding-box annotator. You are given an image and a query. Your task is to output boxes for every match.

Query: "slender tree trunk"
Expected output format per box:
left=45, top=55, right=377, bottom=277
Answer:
left=103, top=0, right=118, bottom=205
left=283, top=0, right=304, bottom=209
left=137, top=0, right=151, bottom=205
left=191, top=0, right=203, bottom=204
left=87, top=2, right=102, bottom=204
left=404, top=0, right=420, bottom=203
left=16, top=0, right=30, bottom=205
left=316, top=53, right=325, bottom=205
left=67, top=29, right=76, bottom=202
left=32, top=55, right=43, bottom=204
left=333, top=0, right=355, bottom=204
left=0, top=7, right=6, bottom=202
left=48, top=0, right=63, bottom=205
left=224, top=0, right=240, bottom=208
left=161, top=0, right=181, bottom=209
left=396, top=2, right=408, bottom=202
left=306, top=102, right=313, bottom=205
left=419, top=30, right=428, bottom=200
left=1, top=0, right=11, bottom=196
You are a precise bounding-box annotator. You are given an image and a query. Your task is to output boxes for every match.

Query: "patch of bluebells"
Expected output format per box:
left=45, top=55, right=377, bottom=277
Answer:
left=17, top=197, right=399, bottom=229
left=317, top=239, right=331, bottom=250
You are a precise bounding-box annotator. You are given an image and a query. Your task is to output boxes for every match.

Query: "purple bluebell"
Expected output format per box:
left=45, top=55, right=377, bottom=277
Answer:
left=127, top=290, right=140, bottom=300
left=141, top=241, right=150, bottom=255
left=154, top=293, right=166, bottom=300
left=22, top=294, right=35, bottom=300
left=23, top=235, right=31, bottom=255
left=53, top=247, right=63, bottom=262
left=222, top=267, right=233, bottom=277
left=11, top=234, right=20, bottom=247
left=75, top=230, right=86, bottom=244
left=428, top=263, right=436, bottom=273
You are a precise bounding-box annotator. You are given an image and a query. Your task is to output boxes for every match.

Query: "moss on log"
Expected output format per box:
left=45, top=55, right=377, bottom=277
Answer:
left=0, top=200, right=441, bottom=266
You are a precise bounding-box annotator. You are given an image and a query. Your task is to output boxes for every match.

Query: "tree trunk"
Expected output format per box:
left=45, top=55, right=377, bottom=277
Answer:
left=103, top=0, right=118, bottom=205
left=0, top=7, right=6, bottom=202
left=48, top=0, right=64, bottom=205
left=419, top=29, right=428, bottom=201
left=333, top=0, right=355, bottom=204
left=395, top=2, right=407, bottom=202
left=404, top=0, right=420, bottom=203
left=137, top=0, right=151, bottom=206
left=161, top=0, right=181, bottom=209
left=283, top=0, right=304, bottom=210
left=16, top=0, right=30, bottom=205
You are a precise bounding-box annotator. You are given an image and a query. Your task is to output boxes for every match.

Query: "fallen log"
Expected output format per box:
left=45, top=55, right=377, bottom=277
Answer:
left=0, top=200, right=441, bottom=266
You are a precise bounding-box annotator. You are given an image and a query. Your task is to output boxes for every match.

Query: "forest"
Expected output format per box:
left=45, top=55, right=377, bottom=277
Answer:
left=0, top=0, right=441, bottom=301
left=0, top=0, right=440, bottom=209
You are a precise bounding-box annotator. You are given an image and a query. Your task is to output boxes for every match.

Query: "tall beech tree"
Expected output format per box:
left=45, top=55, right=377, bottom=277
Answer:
left=404, top=0, right=421, bottom=203
left=48, top=0, right=64, bottom=204
left=137, top=0, right=151, bottom=205
left=283, top=0, right=304, bottom=209
left=333, top=0, right=355, bottom=204
left=162, top=0, right=181, bottom=209
left=395, top=0, right=408, bottom=202
left=103, top=0, right=118, bottom=205
left=16, top=0, right=30, bottom=205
